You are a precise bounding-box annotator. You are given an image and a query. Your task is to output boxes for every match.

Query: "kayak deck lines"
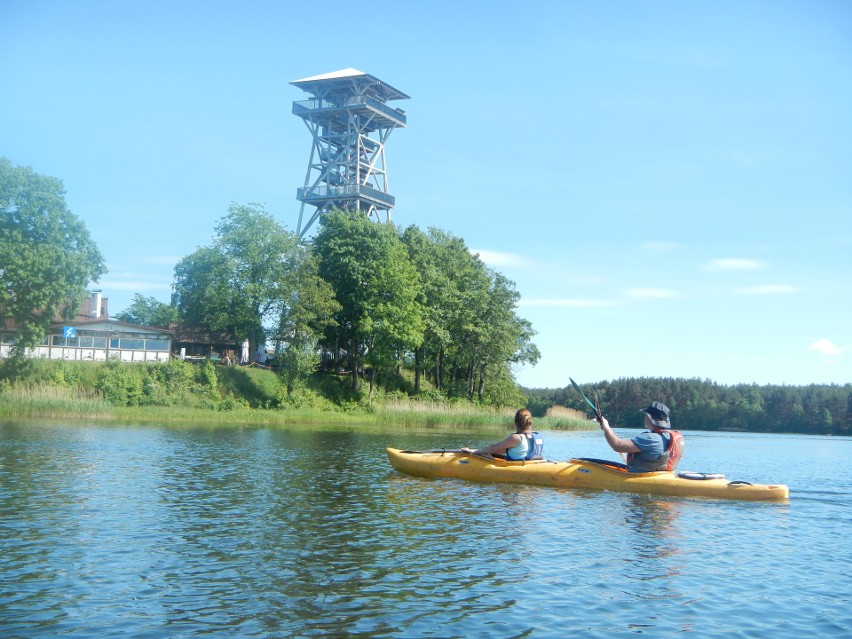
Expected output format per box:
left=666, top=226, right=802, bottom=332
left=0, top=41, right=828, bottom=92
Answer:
left=386, top=448, right=789, bottom=501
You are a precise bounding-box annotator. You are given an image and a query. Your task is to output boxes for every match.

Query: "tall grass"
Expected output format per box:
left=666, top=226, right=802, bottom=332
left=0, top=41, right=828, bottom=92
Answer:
left=0, top=358, right=595, bottom=431
left=0, top=386, right=594, bottom=431
left=369, top=397, right=591, bottom=430
left=0, top=384, right=110, bottom=418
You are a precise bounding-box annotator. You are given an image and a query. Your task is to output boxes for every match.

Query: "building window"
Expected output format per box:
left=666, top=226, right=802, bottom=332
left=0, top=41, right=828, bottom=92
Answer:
left=76, top=336, right=108, bottom=348
left=51, top=335, right=80, bottom=347
left=146, top=339, right=170, bottom=351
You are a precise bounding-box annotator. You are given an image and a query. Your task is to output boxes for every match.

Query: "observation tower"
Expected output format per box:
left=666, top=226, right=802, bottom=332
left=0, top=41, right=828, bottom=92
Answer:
left=290, top=69, right=409, bottom=238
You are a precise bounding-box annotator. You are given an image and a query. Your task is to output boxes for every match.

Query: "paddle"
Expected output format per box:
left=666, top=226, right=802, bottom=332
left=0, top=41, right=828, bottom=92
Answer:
left=569, top=377, right=602, bottom=422
left=569, top=377, right=627, bottom=462
left=401, top=449, right=466, bottom=455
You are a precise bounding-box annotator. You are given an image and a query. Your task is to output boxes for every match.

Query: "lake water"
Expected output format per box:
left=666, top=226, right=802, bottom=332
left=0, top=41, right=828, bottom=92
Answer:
left=1, top=421, right=850, bottom=638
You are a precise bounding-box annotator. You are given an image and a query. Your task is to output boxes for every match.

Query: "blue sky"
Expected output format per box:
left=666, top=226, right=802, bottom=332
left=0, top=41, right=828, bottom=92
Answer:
left=2, top=0, right=850, bottom=388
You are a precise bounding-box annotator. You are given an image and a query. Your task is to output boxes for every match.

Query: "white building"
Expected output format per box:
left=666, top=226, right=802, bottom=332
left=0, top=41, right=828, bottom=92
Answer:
left=0, top=291, right=173, bottom=363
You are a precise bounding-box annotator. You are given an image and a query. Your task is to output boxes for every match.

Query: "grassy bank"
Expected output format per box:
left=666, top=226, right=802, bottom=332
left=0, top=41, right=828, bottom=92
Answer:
left=0, top=358, right=592, bottom=431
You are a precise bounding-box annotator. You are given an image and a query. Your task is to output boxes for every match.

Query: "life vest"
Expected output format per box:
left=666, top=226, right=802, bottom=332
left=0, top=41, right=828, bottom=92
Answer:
left=507, top=431, right=544, bottom=461
left=627, top=429, right=684, bottom=471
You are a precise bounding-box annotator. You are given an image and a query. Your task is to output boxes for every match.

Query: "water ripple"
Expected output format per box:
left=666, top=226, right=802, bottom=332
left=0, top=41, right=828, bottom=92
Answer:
left=1, top=424, right=850, bottom=638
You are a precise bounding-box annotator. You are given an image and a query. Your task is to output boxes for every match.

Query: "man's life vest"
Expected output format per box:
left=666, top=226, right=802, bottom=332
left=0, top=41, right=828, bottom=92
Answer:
left=627, top=429, right=684, bottom=471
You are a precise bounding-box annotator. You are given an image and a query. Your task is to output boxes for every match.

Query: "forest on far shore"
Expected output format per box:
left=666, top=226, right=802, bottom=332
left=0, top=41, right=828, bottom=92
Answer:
left=524, top=377, right=851, bottom=436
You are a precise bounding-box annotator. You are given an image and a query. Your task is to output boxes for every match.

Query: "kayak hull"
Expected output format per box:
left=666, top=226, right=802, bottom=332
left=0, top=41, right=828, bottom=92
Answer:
left=386, top=448, right=789, bottom=501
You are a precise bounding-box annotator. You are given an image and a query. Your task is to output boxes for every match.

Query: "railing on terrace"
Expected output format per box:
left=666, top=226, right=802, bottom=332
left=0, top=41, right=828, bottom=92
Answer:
left=292, top=96, right=407, bottom=126
left=296, top=184, right=395, bottom=207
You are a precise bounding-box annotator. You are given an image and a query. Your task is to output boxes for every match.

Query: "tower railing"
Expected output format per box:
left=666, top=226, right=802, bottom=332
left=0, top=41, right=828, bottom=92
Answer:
left=292, top=97, right=406, bottom=126
left=296, top=184, right=395, bottom=207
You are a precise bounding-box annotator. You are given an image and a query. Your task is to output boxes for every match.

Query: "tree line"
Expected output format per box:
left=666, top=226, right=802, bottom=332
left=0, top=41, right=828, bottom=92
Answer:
left=525, top=377, right=851, bottom=435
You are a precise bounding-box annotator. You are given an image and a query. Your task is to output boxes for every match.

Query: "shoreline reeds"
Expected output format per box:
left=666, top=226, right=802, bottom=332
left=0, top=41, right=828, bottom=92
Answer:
left=0, top=384, right=592, bottom=431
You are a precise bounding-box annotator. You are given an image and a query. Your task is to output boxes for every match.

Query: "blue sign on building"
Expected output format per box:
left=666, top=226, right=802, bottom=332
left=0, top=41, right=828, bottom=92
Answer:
left=63, top=326, right=76, bottom=339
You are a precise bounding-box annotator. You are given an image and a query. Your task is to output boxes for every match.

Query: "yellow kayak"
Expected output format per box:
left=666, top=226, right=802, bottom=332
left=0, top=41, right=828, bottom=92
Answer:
left=386, top=448, right=789, bottom=501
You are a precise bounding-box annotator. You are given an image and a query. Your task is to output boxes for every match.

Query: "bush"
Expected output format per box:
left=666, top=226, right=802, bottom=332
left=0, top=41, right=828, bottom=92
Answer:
left=150, top=359, right=195, bottom=397
left=96, top=363, right=145, bottom=406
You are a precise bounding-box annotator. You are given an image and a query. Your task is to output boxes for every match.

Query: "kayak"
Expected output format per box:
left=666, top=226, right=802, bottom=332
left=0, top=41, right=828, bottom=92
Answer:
left=386, top=448, right=789, bottom=501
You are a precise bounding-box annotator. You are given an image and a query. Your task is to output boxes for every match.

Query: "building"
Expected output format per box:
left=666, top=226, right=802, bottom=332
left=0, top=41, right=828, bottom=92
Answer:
left=1, top=291, right=174, bottom=363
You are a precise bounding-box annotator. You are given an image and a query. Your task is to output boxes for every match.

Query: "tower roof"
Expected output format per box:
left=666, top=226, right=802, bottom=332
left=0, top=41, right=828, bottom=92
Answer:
left=290, top=68, right=410, bottom=101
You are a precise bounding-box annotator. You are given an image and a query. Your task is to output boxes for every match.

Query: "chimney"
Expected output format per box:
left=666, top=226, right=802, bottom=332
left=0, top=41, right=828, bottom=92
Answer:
left=91, top=290, right=102, bottom=319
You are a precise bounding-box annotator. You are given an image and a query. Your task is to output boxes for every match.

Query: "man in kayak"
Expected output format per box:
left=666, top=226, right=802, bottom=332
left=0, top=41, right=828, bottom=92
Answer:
left=599, top=401, right=684, bottom=472
left=460, top=408, right=544, bottom=460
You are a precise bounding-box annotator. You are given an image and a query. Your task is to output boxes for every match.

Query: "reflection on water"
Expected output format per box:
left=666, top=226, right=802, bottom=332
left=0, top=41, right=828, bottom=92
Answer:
left=0, top=422, right=849, bottom=638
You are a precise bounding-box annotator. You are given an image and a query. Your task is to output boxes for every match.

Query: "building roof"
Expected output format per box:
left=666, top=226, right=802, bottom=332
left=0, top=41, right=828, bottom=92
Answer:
left=49, top=318, right=174, bottom=335
left=290, top=68, right=410, bottom=101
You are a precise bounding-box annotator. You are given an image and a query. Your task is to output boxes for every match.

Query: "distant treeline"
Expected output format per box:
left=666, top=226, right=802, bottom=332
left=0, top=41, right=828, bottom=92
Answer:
left=524, top=377, right=851, bottom=435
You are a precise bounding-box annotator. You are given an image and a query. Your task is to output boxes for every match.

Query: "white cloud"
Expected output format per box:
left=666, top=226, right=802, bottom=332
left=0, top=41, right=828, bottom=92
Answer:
left=701, top=258, right=767, bottom=272
left=735, top=284, right=799, bottom=295
left=470, top=249, right=529, bottom=267
left=518, top=298, right=618, bottom=308
left=627, top=288, right=678, bottom=299
left=809, top=339, right=842, bottom=356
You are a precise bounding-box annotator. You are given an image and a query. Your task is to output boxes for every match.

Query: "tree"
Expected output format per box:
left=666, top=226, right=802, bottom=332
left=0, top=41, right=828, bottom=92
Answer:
left=275, top=246, right=340, bottom=396
left=400, top=225, right=540, bottom=404
left=313, top=210, right=424, bottom=392
left=456, top=269, right=540, bottom=402
left=401, top=226, right=456, bottom=394
left=115, top=293, right=178, bottom=327
left=172, top=203, right=299, bottom=356
left=0, top=158, right=106, bottom=353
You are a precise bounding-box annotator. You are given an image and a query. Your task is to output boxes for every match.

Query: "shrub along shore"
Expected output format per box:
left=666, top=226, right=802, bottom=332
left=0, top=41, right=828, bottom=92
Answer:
left=0, top=358, right=591, bottom=431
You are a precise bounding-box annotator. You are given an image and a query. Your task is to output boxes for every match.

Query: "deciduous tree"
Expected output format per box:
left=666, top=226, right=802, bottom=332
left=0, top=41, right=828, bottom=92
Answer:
left=0, top=158, right=106, bottom=352
left=115, top=293, right=177, bottom=327
left=172, top=203, right=298, bottom=356
left=275, top=246, right=340, bottom=396
left=313, top=210, right=424, bottom=392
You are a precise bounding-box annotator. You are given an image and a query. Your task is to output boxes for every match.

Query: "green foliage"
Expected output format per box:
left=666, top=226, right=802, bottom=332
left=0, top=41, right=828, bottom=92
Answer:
left=314, top=210, right=425, bottom=392
left=115, top=293, right=178, bottom=327
left=150, top=357, right=196, bottom=394
left=196, top=359, right=218, bottom=395
left=275, top=385, right=334, bottom=410
left=525, top=377, right=852, bottom=435
left=0, top=158, right=107, bottom=352
left=96, top=363, right=145, bottom=406
left=217, top=366, right=280, bottom=408
left=216, top=396, right=249, bottom=411
left=0, top=358, right=97, bottom=389
left=275, top=246, right=340, bottom=395
left=400, top=225, right=539, bottom=404
left=172, top=203, right=299, bottom=356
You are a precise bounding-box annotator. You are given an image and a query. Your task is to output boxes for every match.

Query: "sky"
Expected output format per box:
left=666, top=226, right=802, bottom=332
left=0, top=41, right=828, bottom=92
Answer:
left=2, top=0, right=850, bottom=389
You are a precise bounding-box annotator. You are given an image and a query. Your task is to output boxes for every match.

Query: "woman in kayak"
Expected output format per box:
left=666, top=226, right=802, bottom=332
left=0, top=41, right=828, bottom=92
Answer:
left=460, top=408, right=544, bottom=460
left=599, top=401, right=684, bottom=472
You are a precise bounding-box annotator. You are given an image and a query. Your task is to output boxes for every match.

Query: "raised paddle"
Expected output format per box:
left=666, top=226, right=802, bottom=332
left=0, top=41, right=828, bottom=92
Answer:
left=569, top=377, right=627, bottom=462
left=569, top=377, right=602, bottom=422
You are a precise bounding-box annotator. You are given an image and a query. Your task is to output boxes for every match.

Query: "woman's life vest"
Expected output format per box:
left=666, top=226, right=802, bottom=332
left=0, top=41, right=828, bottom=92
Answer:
left=626, top=430, right=684, bottom=471
left=506, top=432, right=544, bottom=461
